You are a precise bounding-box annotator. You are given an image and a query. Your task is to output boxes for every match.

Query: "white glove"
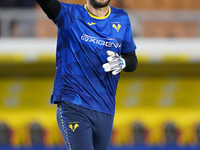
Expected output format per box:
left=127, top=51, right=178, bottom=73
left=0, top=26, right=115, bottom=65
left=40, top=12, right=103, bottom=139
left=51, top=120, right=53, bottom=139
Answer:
left=102, top=50, right=126, bottom=75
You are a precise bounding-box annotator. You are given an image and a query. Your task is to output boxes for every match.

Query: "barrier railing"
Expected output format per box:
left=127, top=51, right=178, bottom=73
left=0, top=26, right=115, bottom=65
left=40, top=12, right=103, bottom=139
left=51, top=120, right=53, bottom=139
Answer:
left=0, top=8, right=200, bottom=37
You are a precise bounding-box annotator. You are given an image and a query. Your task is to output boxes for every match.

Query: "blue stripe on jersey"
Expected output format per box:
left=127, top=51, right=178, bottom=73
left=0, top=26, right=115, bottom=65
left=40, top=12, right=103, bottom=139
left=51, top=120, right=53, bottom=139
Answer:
left=50, top=2, right=136, bottom=115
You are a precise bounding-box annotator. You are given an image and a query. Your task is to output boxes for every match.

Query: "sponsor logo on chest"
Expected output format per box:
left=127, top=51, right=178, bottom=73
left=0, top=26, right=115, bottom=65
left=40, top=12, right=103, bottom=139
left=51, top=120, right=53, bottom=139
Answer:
left=81, top=34, right=121, bottom=49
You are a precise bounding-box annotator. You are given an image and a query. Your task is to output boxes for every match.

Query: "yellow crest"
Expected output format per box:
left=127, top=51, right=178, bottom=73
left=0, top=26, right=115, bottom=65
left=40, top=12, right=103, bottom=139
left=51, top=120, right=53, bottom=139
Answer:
left=112, top=24, right=121, bottom=32
left=69, top=123, right=79, bottom=132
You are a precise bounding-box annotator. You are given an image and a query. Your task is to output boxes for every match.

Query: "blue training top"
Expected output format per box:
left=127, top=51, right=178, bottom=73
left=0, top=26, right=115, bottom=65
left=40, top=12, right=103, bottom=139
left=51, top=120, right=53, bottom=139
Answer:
left=50, top=2, right=136, bottom=115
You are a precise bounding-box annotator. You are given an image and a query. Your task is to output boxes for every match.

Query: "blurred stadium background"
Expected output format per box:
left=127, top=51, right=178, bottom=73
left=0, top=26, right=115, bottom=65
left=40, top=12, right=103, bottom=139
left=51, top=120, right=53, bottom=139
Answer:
left=1, top=0, right=200, bottom=150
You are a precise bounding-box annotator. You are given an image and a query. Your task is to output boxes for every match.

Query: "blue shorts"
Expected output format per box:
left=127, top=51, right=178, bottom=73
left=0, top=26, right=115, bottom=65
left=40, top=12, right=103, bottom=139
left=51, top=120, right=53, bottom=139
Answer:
left=57, top=101, right=114, bottom=150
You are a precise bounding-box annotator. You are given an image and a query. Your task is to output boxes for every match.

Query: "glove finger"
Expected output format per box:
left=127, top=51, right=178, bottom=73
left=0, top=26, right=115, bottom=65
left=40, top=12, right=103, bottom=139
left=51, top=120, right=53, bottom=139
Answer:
left=109, top=63, right=119, bottom=71
left=102, top=63, right=110, bottom=69
left=108, top=56, right=121, bottom=62
left=104, top=68, right=111, bottom=72
left=105, top=65, right=119, bottom=72
left=103, top=63, right=114, bottom=72
left=107, top=56, right=116, bottom=62
left=108, top=59, right=121, bottom=66
left=107, top=50, right=117, bottom=57
left=104, top=62, right=119, bottom=72
left=112, top=67, right=121, bottom=75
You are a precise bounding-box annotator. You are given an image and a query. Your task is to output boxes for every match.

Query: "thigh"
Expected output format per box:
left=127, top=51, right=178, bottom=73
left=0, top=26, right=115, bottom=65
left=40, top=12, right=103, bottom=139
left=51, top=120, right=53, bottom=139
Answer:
left=57, top=102, right=94, bottom=150
left=93, top=112, right=114, bottom=150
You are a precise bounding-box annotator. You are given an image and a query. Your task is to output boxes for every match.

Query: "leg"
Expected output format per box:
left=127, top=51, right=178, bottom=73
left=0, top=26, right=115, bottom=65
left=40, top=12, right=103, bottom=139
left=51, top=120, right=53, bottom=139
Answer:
left=57, top=102, right=94, bottom=150
left=93, top=112, right=114, bottom=150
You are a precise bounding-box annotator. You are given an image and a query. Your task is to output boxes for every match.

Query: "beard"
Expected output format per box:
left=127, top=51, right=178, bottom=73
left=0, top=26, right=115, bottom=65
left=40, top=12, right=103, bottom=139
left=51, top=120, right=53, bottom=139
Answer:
left=89, top=0, right=111, bottom=9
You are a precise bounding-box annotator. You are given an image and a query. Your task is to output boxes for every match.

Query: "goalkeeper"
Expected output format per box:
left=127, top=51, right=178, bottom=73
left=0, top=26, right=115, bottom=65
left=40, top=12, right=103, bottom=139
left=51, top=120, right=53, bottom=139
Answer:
left=36, top=0, right=137, bottom=149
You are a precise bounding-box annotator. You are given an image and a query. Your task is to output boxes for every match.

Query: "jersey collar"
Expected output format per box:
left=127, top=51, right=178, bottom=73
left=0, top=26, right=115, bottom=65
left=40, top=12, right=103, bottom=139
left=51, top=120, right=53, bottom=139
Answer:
left=84, top=4, right=111, bottom=19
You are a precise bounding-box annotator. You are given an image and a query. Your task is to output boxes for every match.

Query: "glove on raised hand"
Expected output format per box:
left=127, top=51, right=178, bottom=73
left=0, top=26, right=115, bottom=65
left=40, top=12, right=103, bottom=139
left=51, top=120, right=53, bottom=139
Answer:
left=102, top=50, right=126, bottom=75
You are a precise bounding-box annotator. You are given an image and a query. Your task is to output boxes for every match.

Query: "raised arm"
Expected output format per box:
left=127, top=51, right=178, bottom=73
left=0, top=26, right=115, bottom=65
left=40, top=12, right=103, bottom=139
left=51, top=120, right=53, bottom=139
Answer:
left=36, top=0, right=61, bottom=19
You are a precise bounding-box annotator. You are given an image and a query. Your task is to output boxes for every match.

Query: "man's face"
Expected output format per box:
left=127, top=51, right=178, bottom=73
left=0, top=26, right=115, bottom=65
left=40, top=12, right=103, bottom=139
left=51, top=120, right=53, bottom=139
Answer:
left=89, top=0, right=111, bottom=9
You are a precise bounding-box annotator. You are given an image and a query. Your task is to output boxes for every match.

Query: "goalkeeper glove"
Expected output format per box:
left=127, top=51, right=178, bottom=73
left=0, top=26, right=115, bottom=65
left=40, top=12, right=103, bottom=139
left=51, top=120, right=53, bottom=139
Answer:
left=102, top=50, right=126, bottom=75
